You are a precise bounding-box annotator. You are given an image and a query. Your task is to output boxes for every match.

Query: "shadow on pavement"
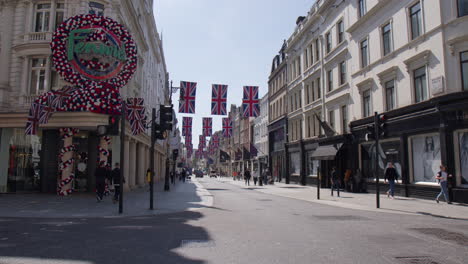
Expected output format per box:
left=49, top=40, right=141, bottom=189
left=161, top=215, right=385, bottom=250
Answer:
left=0, top=211, right=210, bottom=264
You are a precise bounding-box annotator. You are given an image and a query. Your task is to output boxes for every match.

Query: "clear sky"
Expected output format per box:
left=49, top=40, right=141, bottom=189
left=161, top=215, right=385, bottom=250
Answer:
left=153, top=0, right=313, bottom=146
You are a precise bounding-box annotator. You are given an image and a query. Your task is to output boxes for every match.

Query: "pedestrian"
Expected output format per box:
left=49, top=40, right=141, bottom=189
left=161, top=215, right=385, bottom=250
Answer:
left=384, top=162, right=398, bottom=199
left=244, top=169, right=251, bottom=186
left=95, top=161, right=108, bottom=202
left=253, top=169, right=258, bottom=186
left=146, top=169, right=152, bottom=191
left=181, top=168, right=187, bottom=182
left=330, top=167, right=340, bottom=197
left=111, top=162, right=125, bottom=204
left=354, top=168, right=362, bottom=193
left=435, top=165, right=452, bottom=204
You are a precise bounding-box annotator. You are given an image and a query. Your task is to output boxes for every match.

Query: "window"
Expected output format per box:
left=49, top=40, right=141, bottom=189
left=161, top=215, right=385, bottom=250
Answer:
left=337, top=20, right=344, bottom=43
left=414, top=66, right=427, bottom=102
left=326, top=32, right=332, bottom=53
left=410, top=2, right=422, bottom=40
left=329, top=110, right=335, bottom=130
left=315, top=39, right=320, bottom=61
left=385, top=79, right=396, bottom=111
left=315, top=112, right=322, bottom=136
left=30, top=58, right=47, bottom=95
left=311, top=81, right=315, bottom=102
left=341, top=105, right=348, bottom=133
left=363, top=90, right=371, bottom=117
left=382, top=22, right=392, bottom=56
left=309, top=44, right=314, bottom=65
left=307, top=116, right=312, bottom=138
left=34, top=4, right=51, bottom=32
left=361, top=38, right=369, bottom=68
left=462, top=51, right=468, bottom=91
left=89, top=2, right=105, bottom=16
left=304, top=48, right=309, bottom=69
left=327, top=70, right=333, bottom=92
left=458, top=0, right=468, bottom=17
left=339, top=61, right=346, bottom=85
left=55, top=3, right=65, bottom=30
left=359, top=0, right=367, bottom=17
left=317, top=77, right=321, bottom=99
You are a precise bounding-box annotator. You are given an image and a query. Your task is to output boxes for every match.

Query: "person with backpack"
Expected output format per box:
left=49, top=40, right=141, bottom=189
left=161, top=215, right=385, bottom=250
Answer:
left=384, top=162, right=398, bottom=199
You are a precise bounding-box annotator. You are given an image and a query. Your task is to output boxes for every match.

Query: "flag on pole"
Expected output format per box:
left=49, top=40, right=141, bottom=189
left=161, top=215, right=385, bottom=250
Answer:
left=242, top=86, right=260, bottom=117
left=182, top=117, right=192, bottom=136
left=179, top=81, right=197, bottom=114
left=211, top=84, right=228, bottom=115
left=126, top=98, right=146, bottom=135
left=202, top=117, right=212, bottom=136
left=222, top=117, right=232, bottom=137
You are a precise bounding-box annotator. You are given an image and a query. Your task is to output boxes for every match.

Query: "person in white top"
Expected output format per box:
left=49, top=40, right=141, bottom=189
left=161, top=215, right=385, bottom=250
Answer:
left=435, top=165, right=452, bottom=204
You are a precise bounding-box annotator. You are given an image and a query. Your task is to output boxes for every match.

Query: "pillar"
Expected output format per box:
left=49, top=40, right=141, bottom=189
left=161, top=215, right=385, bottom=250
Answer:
left=0, top=2, right=15, bottom=107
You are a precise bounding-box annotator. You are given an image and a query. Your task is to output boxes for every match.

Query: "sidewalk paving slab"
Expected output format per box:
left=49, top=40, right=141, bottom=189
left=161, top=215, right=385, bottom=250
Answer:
left=0, top=178, right=213, bottom=218
left=219, top=178, right=468, bottom=220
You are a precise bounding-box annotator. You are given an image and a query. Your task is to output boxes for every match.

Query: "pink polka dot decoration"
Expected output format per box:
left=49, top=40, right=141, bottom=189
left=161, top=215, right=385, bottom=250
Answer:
left=51, top=14, right=138, bottom=90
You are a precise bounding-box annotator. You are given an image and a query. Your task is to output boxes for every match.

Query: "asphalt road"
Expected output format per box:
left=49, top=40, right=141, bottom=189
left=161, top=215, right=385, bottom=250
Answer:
left=1, top=178, right=467, bottom=264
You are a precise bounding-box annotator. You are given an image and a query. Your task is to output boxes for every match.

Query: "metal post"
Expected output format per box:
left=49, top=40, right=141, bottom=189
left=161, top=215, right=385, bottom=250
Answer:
left=317, top=166, right=320, bottom=200
left=374, top=112, right=380, bottom=209
left=150, top=108, right=156, bottom=210
left=119, top=102, right=126, bottom=214
left=164, top=157, right=170, bottom=191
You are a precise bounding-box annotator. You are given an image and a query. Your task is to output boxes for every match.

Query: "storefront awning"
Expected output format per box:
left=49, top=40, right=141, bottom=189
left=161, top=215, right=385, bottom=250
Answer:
left=311, top=143, right=343, bottom=160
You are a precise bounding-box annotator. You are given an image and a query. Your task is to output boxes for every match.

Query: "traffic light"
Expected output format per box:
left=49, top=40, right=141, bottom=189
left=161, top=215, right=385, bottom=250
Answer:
left=154, top=123, right=167, bottom=140
left=365, top=124, right=375, bottom=141
left=97, top=115, right=120, bottom=136
left=377, top=114, right=386, bottom=137
left=160, top=105, right=173, bottom=131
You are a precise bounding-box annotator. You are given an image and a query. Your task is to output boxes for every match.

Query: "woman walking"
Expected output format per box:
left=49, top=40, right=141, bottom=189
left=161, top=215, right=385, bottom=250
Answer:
left=436, top=165, right=452, bottom=204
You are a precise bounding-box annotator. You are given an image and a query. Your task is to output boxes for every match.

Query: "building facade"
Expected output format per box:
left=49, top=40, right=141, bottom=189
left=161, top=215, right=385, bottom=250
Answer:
left=282, top=0, right=468, bottom=202
left=253, top=93, right=269, bottom=179
left=0, top=0, right=169, bottom=193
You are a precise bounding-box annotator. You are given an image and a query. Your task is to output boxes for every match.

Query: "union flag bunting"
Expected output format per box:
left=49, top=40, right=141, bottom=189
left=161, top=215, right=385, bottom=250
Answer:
left=179, top=81, right=197, bottom=114
left=199, top=135, right=206, bottom=147
left=202, top=117, right=212, bottom=136
left=126, top=98, right=147, bottom=135
left=212, top=134, right=219, bottom=146
left=185, top=135, right=192, bottom=145
left=242, top=86, right=260, bottom=117
left=222, top=118, right=232, bottom=137
left=25, top=103, right=44, bottom=135
left=182, top=117, right=192, bottom=136
left=211, top=84, right=227, bottom=115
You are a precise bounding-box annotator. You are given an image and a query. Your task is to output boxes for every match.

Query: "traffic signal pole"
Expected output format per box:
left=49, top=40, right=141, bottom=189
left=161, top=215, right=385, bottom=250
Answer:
left=119, top=102, right=125, bottom=214
left=374, top=112, right=380, bottom=209
left=150, top=108, right=156, bottom=210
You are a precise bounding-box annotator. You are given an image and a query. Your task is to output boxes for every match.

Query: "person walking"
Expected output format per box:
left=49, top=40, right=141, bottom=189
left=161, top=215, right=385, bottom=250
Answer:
left=244, top=169, right=251, bottom=186
left=146, top=169, right=152, bottom=191
left=330, top=167, right=340, bottom=197
left=253, top=169, right=258, bottom=186
left=111, top=163, right=124, bottom=204
left=95, top=161, right=108, bottom=202
left=436, top=165, right=452, bottom=204
left=181, top=168, right=187, bottom=182
left=384, top=162, right=398, bottom=199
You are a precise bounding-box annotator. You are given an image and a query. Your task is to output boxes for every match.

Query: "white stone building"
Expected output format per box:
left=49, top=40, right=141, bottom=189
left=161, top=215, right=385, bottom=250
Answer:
left=0, top=0, right=169, bottom=193
left=253, top=93, right=268, bottom=176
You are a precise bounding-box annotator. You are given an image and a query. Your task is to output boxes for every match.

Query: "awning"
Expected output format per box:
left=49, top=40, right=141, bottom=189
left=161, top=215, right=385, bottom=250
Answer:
left=310, top=143, right=343, bottom=160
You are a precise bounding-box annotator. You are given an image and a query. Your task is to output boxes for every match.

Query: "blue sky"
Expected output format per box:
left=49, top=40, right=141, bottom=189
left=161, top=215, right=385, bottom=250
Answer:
left=153, top=0, right=313, bottom=146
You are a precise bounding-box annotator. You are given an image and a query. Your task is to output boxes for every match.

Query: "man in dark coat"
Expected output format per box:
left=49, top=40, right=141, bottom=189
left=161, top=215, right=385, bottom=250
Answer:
left=244, top=169, right=251, bottom=186
left=331, top=167, right=340, bottom=197
left=111, top=162, right=124, bottom=204
left=95, top=161, right=108, bottom=202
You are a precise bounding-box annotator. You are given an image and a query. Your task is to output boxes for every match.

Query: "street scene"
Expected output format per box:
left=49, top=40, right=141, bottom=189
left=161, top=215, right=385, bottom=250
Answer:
left=1, top=0, right=468, bottom=263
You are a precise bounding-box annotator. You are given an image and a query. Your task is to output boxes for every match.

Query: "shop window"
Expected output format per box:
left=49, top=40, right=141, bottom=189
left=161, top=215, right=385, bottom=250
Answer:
left=410, top=2, right=422, bottom=40
left=30, top=58, right=47, bottom=95
left=414, top=66, right=427, bottom=103
left=361, top=139, right=401, bottom=182
left=458, top=0, right=468, bottom=17
left=461, top=51, right=468, bottom=91
left=410, top=134, right=441, bottom=183
left=89, top=2, right=105, bottom=16
left=290, top=152, right=301, bottom=175
left=34, top=3, right=51, bottom=32
left=306, top=155, right=319, bottom=177
left=456, top=131, right=468, bottom=186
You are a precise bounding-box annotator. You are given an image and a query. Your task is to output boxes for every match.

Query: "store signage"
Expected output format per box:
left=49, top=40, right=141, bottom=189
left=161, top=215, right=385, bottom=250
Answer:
left=51, top=14, right=137, bottom=89
left=431, top=76, right=444, bottom=95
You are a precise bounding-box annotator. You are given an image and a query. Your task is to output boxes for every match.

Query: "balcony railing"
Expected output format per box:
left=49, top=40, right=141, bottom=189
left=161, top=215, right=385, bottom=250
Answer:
left=22, top=32, right=52, bottom=43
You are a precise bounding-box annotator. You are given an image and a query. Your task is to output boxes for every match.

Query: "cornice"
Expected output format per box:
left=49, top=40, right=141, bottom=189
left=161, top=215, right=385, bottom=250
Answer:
left=346, top=0, right=390, bottom=34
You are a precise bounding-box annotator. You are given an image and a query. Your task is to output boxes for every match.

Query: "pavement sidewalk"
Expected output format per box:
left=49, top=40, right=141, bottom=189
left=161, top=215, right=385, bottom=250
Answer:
left=219, top=177, right=468, bottom=220
left=0, top=178, right=213, bottom=218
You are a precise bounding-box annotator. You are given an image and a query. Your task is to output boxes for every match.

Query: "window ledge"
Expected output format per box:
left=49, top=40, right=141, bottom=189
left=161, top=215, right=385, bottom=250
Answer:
left=347, top=0, right=391, bottom=34
left=325, top=82, right=349, bottom=98
left=324, top=40, right=347, bottom=61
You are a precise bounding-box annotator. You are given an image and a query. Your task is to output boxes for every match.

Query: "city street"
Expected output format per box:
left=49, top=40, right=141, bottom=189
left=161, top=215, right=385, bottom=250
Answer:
left=1, top=178, right=467, bottom=264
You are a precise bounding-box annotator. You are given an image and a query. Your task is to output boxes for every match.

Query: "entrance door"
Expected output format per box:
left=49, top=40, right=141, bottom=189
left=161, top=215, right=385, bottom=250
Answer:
left=73, top=132, right=89, bottom=192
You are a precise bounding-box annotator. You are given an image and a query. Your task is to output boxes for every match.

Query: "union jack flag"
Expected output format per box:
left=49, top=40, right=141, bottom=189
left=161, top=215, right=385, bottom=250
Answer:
left=179, top=81, right=197, bottom=114
left=222, top=118, right=232, bottom=137
left=242, top=86, right=260, bottom=117
left=53, top=86, right=76, bottom=110
left=25, top=103, right=44, bottom=135
left=202, top=118, right=212, bottom=136
left=39, top=92, right=57, bottom=124
left=211, top=84, right=228, bottom=115
left=185, top=135, right=192, bottom=145
left=182, top=117, right=192, bottom=136
left=126, top=98, right=146, bottom=135
left=212, top=134, right=219, bottom=146
left=199, top=135, right=206, bottom=147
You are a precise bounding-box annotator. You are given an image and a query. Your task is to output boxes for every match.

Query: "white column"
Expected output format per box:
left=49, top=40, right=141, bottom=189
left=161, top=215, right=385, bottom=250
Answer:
left=0, top=1, right=15, bottom=102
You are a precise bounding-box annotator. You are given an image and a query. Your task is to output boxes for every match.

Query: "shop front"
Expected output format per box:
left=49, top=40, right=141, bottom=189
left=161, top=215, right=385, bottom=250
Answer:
left=269, top=117, right=287, bottom=183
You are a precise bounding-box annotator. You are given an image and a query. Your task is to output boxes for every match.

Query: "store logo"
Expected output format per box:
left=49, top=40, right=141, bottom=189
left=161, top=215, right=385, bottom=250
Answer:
left=67, top=27, right=127, bottom=81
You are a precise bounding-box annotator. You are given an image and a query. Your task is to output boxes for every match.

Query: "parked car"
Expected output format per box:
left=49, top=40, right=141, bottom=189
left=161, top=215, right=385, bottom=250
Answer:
left=210, top=170, right=217, bottom=178
left=194, top=170, right=203, bottom=178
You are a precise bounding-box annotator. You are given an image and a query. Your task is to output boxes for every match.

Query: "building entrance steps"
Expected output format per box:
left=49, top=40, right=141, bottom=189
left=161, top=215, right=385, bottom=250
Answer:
left=218, top=178, right=468, bottom=220
left=0, top=178, right=213, bottom=218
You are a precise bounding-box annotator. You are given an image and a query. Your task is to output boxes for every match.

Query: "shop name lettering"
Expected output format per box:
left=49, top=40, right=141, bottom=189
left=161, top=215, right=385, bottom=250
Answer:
left=67, top=29, right=127, bottom=62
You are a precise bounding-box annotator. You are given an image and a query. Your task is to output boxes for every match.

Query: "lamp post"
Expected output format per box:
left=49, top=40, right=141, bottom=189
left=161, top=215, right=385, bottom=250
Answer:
left=164, top=81, right=180, bottom=191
